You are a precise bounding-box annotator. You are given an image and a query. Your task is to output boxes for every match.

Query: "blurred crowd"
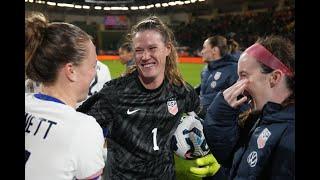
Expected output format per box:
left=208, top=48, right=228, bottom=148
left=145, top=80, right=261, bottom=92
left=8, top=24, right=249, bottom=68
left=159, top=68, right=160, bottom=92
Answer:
left=174, top=7, right=294, bottom=56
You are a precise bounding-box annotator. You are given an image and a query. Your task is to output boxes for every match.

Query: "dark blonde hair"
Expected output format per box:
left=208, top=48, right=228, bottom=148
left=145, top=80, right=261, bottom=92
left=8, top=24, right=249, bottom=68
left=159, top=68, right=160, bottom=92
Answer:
left=25, top=12, right=92, bottom=84
left=256, top=35, right=295, bottom=95
left=128, top=16, right=185, bottom=86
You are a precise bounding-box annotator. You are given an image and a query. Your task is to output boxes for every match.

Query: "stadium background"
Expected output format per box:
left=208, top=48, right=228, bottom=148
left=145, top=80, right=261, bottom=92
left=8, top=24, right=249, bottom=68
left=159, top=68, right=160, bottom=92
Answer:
left=25, top=0, right=294, bottom=179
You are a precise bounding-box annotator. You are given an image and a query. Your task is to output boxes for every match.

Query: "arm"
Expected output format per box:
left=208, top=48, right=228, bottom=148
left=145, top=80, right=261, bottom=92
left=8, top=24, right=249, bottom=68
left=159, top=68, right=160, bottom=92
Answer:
left=272, top=123, right=295, bottom=179
left=77, top=89, right=113, bottom=130
left=203, top=92, right=240, bottom=167
left=204, top=79, right=249, bottom=167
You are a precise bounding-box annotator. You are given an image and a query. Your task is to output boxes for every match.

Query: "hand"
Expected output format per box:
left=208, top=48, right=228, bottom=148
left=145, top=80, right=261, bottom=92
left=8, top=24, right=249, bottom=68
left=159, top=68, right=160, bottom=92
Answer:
left=189, top=153, right=221, bottom=178
left=223, top=79, right=249, bottom=108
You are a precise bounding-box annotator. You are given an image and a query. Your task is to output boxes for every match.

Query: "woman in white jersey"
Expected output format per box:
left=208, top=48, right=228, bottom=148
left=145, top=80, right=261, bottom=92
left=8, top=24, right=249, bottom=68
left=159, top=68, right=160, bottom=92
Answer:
left=25, top=12, right=105, bottom=180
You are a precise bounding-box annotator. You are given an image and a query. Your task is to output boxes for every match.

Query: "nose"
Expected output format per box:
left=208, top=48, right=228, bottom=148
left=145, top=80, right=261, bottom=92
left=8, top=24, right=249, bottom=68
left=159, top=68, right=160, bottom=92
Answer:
left=142, top=50, right=151, bottom=60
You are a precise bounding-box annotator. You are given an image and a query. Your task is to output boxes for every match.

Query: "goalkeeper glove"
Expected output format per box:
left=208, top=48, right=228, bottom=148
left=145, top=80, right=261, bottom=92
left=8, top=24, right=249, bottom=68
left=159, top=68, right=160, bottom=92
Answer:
left=189, top=153, right=221, bottom=178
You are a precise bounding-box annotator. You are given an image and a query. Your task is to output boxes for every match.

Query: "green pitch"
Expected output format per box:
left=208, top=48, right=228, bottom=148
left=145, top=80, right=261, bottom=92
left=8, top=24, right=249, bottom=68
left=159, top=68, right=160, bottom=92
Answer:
left=102, top=60, right=205, bottom=87
left=102, top=60, right=204, bottom=180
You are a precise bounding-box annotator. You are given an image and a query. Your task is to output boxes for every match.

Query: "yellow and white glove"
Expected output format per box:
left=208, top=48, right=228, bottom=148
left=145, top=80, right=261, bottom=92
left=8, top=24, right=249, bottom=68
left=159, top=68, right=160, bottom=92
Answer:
left=189, top=153, right=221, bottom=178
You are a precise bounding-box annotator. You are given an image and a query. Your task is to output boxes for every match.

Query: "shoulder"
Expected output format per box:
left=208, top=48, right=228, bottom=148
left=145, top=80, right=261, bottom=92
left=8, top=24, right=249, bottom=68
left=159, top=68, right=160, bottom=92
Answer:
left=74, top=112, right=101, bottom=129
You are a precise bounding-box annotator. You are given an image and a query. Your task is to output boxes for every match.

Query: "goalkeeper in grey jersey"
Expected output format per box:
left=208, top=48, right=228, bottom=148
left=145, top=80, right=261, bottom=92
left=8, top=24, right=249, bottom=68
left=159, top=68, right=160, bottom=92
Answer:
left=78, top=16, right=201, bottom=180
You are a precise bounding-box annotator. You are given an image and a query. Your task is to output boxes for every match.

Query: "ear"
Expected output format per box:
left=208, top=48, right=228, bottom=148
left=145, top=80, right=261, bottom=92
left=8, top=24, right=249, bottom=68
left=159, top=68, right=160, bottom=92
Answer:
left=63, top=62, right=77, bottom=82
left=213, top=46, right=219, bottom=53
left=165, top=43, right=172, bottom=57
left=269, top=70, right=283, bottom=88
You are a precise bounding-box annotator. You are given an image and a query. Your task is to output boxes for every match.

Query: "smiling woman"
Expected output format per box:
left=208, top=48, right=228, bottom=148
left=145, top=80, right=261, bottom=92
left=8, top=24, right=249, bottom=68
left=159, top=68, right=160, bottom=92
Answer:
left=77, top=16, right=202, bottom=180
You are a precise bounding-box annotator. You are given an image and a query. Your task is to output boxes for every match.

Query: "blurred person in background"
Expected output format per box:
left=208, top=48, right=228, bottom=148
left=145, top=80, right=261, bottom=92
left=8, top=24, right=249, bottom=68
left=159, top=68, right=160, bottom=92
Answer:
left=198, top=35, right=238, bottom=118
left=190, top=36, right=295, bottom=180
left=25, top=12, right=105, bottom=180
left=118, top=42, right=135, bottom=75
left=228, top=39, right=242, bottom=61
left=78, top=16, right=201, bottom=180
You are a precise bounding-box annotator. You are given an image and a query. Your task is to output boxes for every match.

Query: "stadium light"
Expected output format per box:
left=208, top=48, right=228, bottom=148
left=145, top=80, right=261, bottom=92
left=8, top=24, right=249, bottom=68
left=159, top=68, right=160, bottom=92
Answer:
left=110, top=7, right=122, bottom=10
left=103, top=7, right=111, bottom=10
left=175, top=1, right=184, bottom=5
left=146, top=4, right=154, bottom=9
left=57, top=3, right=74, bottom=8
left=155, top=3, right=161, bottom=7
left=130, top=6, right=138, bottom=10
left=168, top=2, right=176, bottom=6
left=25, top=0, right=28, bottom=2
left=198, top=0, right=205, bottom=1
left=28, top=0, right=34, bottom=2
left=139, top=6, right=146, bottom=9
left=47, top=1, right=56, bottom=6
left=122, top=7, right=129, bottom=10
left=184, top=1, right=190, bottom=4
left=94, top=6, right=102, bottom=10
left=74, top=5, right=82, bottom=9
left=83, top=5, right=90, bottom=9
left=190, top=0, right=197, bottom=3
left=36, top=0, right=45, bottom=4
left=162, top=3, right=168, bottom=7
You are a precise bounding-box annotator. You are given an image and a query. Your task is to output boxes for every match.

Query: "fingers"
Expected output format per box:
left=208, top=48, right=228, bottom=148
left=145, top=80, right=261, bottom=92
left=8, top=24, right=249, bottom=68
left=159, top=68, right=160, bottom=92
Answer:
left=190, top=166, right=210, bottom=177
left=233, top=96, right=248, bottom=107
left=223, top=79, right=248, bottom=108
left=195, top=154, right=215, bottom=166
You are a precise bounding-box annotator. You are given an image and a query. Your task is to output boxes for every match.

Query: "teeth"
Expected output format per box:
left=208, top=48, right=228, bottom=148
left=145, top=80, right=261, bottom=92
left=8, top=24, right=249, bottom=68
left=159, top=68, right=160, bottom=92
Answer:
left=143, top=64, right=154, bottom=68
left=142, top=62, right=155, bottom=68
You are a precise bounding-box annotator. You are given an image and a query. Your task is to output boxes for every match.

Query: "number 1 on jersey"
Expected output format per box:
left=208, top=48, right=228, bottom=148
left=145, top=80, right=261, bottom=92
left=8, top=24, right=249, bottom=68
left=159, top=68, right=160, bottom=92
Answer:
left=152, top=128, right=159, bottom=151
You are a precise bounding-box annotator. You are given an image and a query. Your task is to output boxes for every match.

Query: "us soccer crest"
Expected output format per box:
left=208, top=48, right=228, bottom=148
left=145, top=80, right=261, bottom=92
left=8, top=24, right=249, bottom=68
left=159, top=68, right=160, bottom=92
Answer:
left=167, top=98, right=178, bottom=115
left=214, top=72, right=222, bottom=80
left=257, top=128, right=271, bottom=149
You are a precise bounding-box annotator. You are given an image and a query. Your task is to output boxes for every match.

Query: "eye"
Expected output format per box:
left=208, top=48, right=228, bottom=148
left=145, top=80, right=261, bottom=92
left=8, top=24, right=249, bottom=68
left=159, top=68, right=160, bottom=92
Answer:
left=150, top=46, right=157, bottom=51
left=135, top=49, right=143, bottom=54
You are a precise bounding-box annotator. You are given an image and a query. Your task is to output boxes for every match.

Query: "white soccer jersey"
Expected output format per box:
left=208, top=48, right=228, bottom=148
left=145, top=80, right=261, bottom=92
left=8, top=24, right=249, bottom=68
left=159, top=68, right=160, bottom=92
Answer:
left=25, top=93, right=105, bottom=180
left=88, top=61, right=111, bottom=96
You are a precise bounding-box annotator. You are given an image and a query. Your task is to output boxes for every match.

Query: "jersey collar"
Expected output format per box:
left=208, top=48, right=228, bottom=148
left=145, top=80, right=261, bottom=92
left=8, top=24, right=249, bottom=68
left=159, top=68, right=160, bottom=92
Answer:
left=34, top=93, right=65, bottom=105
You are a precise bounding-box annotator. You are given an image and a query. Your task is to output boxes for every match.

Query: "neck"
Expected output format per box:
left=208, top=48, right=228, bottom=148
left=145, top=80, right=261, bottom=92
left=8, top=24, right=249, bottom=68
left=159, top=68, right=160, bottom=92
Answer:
left=41, top=84, right=77, bottom=108
left=254, top=88, right=292, bottom=110
left=212, top=54, right=222, bottom=61
left=138, top=75, right=164, bottom=90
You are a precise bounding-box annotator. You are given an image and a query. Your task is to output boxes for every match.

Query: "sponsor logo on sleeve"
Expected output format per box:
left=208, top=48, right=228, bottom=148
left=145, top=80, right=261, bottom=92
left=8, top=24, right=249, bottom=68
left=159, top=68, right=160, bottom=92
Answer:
left=247, top=151, right=258, bottom=167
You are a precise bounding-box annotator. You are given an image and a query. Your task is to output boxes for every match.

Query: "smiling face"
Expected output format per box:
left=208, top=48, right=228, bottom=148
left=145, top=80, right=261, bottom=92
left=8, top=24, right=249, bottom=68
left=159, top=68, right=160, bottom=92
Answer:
left=132, top=30, right=170, bottom=87
left=238, top=53, right=271, bottom=110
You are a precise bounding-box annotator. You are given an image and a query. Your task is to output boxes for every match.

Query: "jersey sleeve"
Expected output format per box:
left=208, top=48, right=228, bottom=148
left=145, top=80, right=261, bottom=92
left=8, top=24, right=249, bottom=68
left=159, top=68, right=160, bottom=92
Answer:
left=71, top=116, right=105, bottom=179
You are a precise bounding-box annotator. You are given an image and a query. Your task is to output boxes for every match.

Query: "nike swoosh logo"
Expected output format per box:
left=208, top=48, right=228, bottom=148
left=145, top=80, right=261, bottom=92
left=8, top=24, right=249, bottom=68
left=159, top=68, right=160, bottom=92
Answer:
left=127, top=109, right=140, bottom=115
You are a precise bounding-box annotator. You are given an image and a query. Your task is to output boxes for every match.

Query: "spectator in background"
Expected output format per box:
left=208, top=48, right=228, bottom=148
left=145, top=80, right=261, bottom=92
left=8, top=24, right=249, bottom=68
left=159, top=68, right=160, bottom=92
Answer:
left=25, top=12, right=105, bottom=180
left=198, top=35, right=238, bottom=118
left=191, top=36, right=295, bottom=179
left=25, top=78, right=41, bottom=93
left=118, top=42, right=135, bottom=72
left=228, top=39, right=242, bottom=60
left=78, top=16, right=201, bottom=180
